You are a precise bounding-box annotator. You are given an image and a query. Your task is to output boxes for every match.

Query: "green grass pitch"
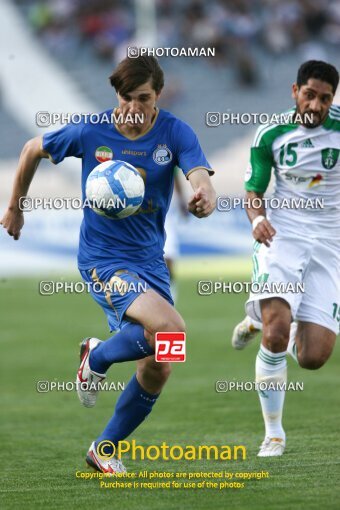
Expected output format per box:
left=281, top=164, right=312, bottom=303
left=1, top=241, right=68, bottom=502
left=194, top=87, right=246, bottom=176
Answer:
left=1, top=260, right=340, bottom=509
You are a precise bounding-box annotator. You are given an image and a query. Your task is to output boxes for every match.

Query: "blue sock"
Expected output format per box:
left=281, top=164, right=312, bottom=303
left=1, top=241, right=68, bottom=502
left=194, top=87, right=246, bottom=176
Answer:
left=95, top=374, right=159, bottom=449
left=89, top=323, right=154, bottom=373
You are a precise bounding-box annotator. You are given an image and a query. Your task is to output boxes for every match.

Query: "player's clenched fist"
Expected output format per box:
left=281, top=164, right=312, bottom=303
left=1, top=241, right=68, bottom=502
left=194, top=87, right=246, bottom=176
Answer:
left=0, top=208, right=24, bottom=240
left=188, top=187, right=216, bottom=218
left=252, top=215, right=276, bottom=247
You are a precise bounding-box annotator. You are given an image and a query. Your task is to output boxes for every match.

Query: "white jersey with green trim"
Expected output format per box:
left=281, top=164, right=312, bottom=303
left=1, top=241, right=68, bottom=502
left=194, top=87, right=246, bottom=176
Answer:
left=245, top=105, right=340, bottom=238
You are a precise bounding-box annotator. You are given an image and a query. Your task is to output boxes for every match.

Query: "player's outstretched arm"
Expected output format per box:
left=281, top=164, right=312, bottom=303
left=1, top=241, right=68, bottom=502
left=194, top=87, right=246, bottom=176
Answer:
left=0, top=136, right=49, bottom=240
left=187, top=168, right=216, bottom=218
left=245, top=191, right=276, bottom=247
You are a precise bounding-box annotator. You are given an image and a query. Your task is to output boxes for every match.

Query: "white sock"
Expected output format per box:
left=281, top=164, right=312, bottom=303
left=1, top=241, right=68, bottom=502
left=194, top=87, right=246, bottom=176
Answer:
left=246, top=315, right=262, bottom=331
left=256, top=344, right=287, bottom=440
left=287, top=322, right=298, bottom=363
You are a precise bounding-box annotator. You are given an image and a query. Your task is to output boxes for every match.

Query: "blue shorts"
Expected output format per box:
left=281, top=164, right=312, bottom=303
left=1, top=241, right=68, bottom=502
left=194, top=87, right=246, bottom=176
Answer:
left=80, top=258, right=173, bottom=332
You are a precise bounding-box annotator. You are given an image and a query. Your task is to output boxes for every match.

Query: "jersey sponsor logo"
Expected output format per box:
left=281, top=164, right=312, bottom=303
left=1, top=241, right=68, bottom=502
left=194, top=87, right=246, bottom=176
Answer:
left=153, top=144, right=173, bottom=165
left=155, top=332, right=186, bottom=362
left=95, top=146, right=113, bottom=163
left=321, top=148, right=339, bottom=169
left=308, top=174, right=323, bottom=188
left=284, top=172, right=324, bottom=189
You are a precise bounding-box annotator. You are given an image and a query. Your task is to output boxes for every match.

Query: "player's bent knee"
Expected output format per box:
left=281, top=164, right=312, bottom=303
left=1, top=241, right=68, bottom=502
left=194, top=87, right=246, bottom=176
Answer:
left=297, top=326, right=335, bottom=370
left=137, top=360, right=172, bottom=386
left=298, top=352, right=329, bottom=370
left=262, top=321, right=290, bottom=352
left=154, top=362, right=172, bottom=381
left=151, top=315, right=186, bottom=336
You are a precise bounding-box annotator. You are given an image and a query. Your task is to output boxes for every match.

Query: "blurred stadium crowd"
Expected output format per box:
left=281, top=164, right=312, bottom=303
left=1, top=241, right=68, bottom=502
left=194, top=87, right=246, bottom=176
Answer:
left=16, top=0, right=340, bottom=86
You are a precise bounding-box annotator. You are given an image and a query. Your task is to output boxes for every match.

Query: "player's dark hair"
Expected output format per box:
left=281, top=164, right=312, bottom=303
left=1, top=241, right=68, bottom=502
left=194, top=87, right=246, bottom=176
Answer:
left=297, top=60, right=339, bottom=94
left=109, top=56, right=164, bottom=96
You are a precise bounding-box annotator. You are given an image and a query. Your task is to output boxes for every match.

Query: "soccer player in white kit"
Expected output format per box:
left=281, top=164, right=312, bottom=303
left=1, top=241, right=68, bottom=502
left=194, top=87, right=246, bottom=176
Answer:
left=232, top=61, right=340, bottom=456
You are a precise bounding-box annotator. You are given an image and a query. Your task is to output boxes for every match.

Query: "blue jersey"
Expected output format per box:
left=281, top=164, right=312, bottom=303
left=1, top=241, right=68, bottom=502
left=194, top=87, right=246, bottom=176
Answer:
left=42, top=108, right=212, bottom=269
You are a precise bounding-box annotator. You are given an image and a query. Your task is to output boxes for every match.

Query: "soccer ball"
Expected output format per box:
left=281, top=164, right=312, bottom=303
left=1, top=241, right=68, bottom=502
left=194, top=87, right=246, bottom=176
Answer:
left=86, top=160, right=145, bottom=219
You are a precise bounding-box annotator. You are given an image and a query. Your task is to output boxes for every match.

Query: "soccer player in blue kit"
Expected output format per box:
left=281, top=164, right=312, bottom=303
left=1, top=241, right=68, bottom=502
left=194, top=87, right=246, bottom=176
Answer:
left=1, top=56, right=216, bottom=473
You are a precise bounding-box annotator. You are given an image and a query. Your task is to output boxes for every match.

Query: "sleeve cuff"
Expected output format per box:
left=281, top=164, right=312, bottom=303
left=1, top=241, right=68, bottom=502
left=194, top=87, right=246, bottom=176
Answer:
left=41, top=138, right=57, bottom=164
left=185, top=166, right=214, bottom=179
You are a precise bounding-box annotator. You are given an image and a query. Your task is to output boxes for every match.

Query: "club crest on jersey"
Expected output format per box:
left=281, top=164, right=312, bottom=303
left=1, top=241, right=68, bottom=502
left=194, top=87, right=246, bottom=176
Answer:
left=153, top=144, right=172, bottom=165
left=321, top=148, right=339, bottom=169
left=95, top=146, right=113, bottom=163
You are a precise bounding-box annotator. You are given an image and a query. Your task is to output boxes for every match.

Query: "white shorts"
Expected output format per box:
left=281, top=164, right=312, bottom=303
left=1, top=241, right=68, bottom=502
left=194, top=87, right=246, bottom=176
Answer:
left=246, top=234, right=340, bottom=334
